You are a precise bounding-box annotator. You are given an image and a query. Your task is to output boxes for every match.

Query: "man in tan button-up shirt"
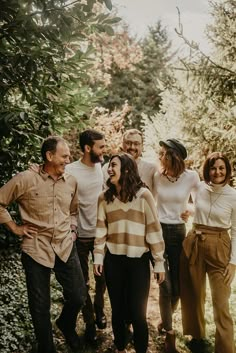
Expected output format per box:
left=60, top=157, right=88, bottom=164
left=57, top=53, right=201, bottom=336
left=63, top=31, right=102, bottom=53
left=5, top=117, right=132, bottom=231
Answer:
left=0, top=136, right=86, bottom=353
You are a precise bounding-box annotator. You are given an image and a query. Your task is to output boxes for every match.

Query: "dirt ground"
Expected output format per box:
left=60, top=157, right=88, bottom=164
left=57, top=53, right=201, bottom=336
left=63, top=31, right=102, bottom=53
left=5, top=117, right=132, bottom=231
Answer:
left=54, top=273, right=194, bottom=353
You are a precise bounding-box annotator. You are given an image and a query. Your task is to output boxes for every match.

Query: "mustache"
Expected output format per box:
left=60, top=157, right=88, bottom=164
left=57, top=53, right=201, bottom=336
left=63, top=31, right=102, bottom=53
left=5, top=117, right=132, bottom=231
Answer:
left=127, top=148, right=137, bottom=153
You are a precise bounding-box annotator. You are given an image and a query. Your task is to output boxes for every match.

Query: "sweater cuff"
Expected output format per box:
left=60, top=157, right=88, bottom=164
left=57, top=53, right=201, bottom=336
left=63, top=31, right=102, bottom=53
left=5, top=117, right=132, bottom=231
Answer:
left=93, top=253, right=104, bottom=265
left=153, top=260, right=165, bottom=273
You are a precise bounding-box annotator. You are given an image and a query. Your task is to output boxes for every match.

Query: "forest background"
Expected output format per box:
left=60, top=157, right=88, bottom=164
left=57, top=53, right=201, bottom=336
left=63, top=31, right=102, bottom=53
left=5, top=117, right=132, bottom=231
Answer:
left=0, top=0, right=236, bottom=352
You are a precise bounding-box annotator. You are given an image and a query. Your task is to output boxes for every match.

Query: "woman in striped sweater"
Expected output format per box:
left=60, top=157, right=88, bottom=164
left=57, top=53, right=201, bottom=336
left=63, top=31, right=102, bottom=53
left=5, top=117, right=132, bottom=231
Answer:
left=93, top=153, right=165, bottom=353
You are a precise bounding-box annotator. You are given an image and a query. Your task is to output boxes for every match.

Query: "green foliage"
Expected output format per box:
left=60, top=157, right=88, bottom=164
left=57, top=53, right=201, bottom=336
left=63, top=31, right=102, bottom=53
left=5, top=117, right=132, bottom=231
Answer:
left=0, top=248, right=34, bottom=353
left=176, top=0, right=236, bottom=165
left=0, top=0, right=116, bottom=184
left=99, top=21, right=174, bottom=129
left=0, top=0, right=118, bottom=247
left=143, top=0, right=236, bottom=168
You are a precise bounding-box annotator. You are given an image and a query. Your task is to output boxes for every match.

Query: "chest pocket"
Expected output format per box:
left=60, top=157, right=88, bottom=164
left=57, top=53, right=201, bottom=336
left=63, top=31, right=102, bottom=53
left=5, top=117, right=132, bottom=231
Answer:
left=24, top=191, right=54, bottom=215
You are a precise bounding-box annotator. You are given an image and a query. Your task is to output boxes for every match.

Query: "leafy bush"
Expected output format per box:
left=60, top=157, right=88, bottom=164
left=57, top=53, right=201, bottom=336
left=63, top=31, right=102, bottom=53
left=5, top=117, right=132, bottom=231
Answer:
left=0, top=247, right=64, bottom=353
left=0, top=248, right=34, bottom=353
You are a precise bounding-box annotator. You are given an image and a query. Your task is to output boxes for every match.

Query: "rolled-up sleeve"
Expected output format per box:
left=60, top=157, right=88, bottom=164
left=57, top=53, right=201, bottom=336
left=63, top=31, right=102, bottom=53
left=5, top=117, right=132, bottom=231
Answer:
left=0, top=174, right=24, bottom=224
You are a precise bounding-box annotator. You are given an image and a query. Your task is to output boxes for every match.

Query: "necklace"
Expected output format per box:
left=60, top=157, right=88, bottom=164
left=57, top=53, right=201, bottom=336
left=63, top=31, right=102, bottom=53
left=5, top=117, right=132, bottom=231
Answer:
left=206, top=188, right=223, bottom=223
left=164, top=174, right=179, bottom=183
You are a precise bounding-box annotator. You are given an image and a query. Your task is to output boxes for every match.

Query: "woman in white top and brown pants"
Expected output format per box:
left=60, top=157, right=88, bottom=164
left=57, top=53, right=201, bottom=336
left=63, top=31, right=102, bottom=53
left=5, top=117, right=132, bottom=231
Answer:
left=180, top=152, right=236, bottom=353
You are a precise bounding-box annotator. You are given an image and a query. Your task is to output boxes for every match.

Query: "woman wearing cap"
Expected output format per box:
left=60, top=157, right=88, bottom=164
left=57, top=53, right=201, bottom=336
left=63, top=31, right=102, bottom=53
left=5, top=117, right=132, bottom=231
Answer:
left=155, top=138, right=200, bottom=353
left=180, top=152, right=236, bottom=353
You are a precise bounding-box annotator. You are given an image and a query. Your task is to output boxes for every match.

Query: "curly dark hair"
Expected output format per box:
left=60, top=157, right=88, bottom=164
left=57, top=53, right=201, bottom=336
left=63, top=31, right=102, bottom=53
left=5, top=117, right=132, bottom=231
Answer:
left=203, top=152, right=232, bottom=185
left=104, top=153, right=147, bottom=203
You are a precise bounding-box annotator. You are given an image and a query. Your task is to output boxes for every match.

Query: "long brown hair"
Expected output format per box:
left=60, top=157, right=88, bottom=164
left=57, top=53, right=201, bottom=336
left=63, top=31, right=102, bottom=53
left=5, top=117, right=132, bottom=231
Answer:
left=105, top=153, right=147, bottom=203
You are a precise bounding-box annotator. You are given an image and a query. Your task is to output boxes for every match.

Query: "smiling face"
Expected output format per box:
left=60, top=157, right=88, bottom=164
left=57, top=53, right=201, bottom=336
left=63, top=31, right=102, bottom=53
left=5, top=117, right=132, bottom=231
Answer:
left=89, top=139, right=105, bottom=164
left=209, top=158, right=227, bottom=184
left=108, top=156, right=121, bottom=188
left=123, top=133, right=142, bottom=160
left=46, top=141, right=71, bottom=177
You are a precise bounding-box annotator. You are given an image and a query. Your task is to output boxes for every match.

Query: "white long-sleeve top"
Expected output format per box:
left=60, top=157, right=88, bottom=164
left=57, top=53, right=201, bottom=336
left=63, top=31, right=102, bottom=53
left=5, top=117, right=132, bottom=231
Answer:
left=154, top=169, right=200, bottom=224
left=193, top=182, right=236, bottom=264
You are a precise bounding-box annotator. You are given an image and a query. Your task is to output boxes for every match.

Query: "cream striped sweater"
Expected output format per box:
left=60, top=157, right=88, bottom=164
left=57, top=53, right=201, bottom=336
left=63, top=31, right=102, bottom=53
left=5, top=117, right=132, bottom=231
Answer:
left=94, top=187, right=165, bottom=273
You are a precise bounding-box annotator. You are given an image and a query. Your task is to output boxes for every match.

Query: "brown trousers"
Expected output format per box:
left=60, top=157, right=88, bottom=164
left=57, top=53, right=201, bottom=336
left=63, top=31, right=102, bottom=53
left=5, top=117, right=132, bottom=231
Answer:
left=180, top=224, right=235, bottom=353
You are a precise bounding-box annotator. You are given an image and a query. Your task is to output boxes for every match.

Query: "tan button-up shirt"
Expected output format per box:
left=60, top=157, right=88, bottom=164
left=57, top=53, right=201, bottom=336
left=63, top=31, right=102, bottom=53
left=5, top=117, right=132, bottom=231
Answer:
left=0, top=168, right=79, bottom=268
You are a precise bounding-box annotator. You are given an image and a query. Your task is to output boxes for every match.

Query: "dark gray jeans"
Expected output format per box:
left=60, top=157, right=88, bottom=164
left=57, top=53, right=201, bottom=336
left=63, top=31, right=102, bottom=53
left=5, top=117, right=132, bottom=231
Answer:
left=76, top=237, right=106, bottom=325
left=21, top=244, right=86, bottom=353
left=159, top=223, right=186, bottom=331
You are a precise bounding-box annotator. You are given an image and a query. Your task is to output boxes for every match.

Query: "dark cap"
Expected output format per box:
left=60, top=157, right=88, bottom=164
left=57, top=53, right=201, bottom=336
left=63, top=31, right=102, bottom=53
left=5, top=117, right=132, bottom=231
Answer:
left=159, top=138, right=187, bottom=160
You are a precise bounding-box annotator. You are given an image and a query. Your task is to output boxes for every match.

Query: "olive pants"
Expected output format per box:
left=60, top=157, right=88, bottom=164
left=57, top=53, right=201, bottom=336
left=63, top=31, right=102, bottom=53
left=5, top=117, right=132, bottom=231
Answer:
left=180, top=224, right=235, bottom=353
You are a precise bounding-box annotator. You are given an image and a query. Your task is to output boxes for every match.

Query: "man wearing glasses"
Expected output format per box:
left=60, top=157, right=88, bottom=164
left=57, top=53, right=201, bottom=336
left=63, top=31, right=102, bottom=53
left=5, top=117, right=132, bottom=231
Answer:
left=103, top=129, right=158, bottom=200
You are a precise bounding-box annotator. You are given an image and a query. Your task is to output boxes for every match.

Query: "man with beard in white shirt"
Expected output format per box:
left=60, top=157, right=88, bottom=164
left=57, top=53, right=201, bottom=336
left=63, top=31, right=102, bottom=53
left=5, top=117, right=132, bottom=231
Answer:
left=66, top=129, right=107, bottom=346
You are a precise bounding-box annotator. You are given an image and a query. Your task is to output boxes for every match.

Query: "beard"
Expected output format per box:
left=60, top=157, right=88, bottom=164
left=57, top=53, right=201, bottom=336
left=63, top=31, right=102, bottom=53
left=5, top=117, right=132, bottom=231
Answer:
left=90, top=149, right=103, bottom=164
left=126, top=148, right=139, bottom=158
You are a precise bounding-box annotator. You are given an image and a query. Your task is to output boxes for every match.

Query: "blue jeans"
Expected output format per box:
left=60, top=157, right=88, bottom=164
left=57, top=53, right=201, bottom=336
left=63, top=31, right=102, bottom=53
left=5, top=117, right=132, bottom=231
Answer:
left=159, top=223, right=186, bottom=331
left=104, top=251, right=150, bottom=353
left=21, top=244, right=86, bottom=353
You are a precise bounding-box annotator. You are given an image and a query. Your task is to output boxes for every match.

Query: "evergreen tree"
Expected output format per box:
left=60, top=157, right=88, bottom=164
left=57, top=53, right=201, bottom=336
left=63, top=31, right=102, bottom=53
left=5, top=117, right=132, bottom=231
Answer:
left=93, top=21, right=174, bottom=129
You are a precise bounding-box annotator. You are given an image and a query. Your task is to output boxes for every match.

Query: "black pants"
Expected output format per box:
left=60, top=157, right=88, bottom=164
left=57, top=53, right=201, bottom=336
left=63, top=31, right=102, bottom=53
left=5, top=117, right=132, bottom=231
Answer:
left=104, top=251, right=150, bottom=353
left=76, top=238, right=106, bottom=324
left=21, top=245, right=86, bottom=353
left=159, top=223, right=186, bottom=331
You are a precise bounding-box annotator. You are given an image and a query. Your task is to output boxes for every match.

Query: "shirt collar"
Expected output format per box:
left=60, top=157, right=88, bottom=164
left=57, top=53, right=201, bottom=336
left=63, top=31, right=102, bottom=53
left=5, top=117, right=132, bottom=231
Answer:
left=39, top=165, right=67, bottom=181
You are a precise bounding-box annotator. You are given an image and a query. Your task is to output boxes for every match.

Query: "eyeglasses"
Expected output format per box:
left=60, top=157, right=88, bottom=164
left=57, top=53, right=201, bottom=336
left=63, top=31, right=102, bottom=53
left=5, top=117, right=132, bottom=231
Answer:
left=124, top=140, right=142, bottom=147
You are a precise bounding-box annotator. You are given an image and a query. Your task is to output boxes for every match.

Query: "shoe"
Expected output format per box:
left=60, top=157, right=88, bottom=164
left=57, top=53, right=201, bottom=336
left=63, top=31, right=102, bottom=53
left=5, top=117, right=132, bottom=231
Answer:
left=164, top=332, right=179, bottom=353
left=95, top=309, right=107, bottom=329
left=56, top=318, right=82, bottom=352
left=186, top=338, right=208, bottom=353
left=84, top=323, right=98, bottom=346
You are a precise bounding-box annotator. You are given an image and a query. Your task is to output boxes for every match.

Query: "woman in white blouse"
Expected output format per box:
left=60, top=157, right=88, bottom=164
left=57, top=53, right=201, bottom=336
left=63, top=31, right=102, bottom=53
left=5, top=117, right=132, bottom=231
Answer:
left=180, top=152, right=236, bottom=353
left=155, top=139, right=200, bottom=353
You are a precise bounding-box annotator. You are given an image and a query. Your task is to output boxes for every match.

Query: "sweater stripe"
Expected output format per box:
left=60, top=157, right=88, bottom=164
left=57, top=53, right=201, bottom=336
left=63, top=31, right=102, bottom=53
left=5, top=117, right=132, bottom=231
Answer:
left=107, top=209, right=145, bottom=224
left=94, top=188, right=165, bottom=272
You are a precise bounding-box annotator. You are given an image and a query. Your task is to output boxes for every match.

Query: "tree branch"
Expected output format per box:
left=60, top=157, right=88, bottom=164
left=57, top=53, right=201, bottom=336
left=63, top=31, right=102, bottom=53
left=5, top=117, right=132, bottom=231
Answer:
left=175, top=7, right=236, bottom=76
